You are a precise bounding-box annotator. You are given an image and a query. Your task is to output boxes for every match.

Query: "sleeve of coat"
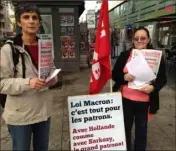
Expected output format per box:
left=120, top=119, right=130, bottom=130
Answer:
left=112, top=52, right=128, bottom=86
left=0, top=44, right=31, bottom=95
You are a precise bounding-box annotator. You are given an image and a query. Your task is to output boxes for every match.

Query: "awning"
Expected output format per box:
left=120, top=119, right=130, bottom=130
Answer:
left=134, top=14, right=176, bottom=23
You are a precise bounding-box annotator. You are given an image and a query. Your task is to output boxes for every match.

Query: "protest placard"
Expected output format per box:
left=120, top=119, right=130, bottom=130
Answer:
left=132, top=49, right=162, bottom=75
left=68, top=93, right=126, bottom=151
left=38, top=39, right=61, bottom=83
left=38, top=39, right=53, bottom=79
left=128, top=49, right=162, bottom=89
left=37, top=15, right=54, bottom=57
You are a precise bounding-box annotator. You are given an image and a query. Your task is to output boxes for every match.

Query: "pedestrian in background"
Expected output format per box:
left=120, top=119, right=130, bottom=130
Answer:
left=112, top=27, right=167, bottom=151
left=0, top=3, right=57, bottom=151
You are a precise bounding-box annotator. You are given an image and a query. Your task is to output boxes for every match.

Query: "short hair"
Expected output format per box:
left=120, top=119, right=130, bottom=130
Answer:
left=15, top=3, right=41, bottom=22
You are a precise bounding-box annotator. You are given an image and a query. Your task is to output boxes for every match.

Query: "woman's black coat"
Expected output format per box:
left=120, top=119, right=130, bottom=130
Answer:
left=112, top=49, right=167, bottom=114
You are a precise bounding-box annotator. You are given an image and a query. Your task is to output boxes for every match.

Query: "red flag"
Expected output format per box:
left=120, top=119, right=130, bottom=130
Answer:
left=89, top=0, right=111, bottom=94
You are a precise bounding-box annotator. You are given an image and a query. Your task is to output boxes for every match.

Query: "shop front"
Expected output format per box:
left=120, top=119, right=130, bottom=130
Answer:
left=108, top=0, right=176, bottom=52
left=134, top=3, right=176, bottom=48
left=135, top=16, right=176, bottom=49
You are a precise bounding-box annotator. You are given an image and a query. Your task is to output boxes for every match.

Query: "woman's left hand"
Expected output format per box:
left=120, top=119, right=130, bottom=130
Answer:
left=140, top=84, right=154, bottom=94
left=148, top=113, right=155, bottom=120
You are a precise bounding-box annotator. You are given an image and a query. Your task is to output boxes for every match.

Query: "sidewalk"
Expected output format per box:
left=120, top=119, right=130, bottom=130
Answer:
left=1, top=68, right=175, bottom=150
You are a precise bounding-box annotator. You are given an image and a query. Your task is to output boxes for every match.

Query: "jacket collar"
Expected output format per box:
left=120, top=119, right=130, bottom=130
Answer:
left=13, top=34, right=39, bottom=47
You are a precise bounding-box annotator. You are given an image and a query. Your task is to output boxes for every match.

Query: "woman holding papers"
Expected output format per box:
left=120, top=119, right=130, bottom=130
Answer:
left=0, top=3, right=57, bottom=151
left=112, top=27, right=167, bottom=151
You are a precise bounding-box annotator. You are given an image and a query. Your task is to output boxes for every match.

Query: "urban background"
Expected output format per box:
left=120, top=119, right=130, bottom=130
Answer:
left=0, top=0, right=175, bottom=150
left=0, top=0, right=176, bottom=69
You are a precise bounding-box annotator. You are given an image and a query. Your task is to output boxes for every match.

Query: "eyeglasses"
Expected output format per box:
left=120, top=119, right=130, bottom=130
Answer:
left=134, top=37, right=147, bottom=42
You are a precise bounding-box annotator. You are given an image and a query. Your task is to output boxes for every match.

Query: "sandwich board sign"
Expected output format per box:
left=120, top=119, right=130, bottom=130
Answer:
left=68, top=92, right=127, bottom=150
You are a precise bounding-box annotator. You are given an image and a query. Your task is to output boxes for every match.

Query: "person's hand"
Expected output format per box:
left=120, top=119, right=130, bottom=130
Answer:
left=140, top=84, right=154, bottom=94
left=148, top=113, right=155, bottom=120
left=29, top=78, right=46, bottom=90
left=124, top=73, right=135, bottom=82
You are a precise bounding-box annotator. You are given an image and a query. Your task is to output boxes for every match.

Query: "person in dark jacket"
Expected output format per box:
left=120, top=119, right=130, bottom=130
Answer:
left=112, top=27, right=167, bottom=151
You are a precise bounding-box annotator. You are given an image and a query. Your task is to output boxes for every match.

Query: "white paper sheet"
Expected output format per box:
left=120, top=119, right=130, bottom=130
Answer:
left=126, top=52, right=156, bottom=86
left=128, top=82, right=150, bottom=90
left=132, top=49, right=162, bottom=75
left=46, top=69, right=61, bottom=83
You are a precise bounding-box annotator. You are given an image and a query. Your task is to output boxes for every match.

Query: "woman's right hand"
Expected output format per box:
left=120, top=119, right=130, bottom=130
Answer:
left=29, top=78, right=46, bottom=90
left=124, top=73, right=135, bottom=82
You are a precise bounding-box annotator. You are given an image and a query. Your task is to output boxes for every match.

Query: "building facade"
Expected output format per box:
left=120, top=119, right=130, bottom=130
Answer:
left=108, top=0, right=176, bottom=52
left=0, top=1, right=14, bottom=38
left=12, top=0, right=84, bottom=72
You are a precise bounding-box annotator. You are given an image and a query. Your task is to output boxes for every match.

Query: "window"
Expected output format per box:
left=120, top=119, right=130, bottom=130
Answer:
left=39, top=8, right=51, bottom=13
left=109, top=11, right=113, bottom=19
left=121, top=5, right=124, bottom=13
left=123, top=3, right=127, bottom=12
left=119, top=5, right=122, bottom=14
left=115, top=7, right=119, bottom=16
left=119, top=4, right=125, bottom=14
left=0, top=22, right=5, bottom=28
left=59, top=8, right=74, bottom=13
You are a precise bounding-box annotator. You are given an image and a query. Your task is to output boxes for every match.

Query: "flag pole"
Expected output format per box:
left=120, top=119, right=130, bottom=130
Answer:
left=109, top=55, right=113, bottom=93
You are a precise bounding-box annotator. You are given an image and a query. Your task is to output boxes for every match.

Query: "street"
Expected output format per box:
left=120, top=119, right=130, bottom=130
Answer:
left=0, top=65, right=176, bottom=150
